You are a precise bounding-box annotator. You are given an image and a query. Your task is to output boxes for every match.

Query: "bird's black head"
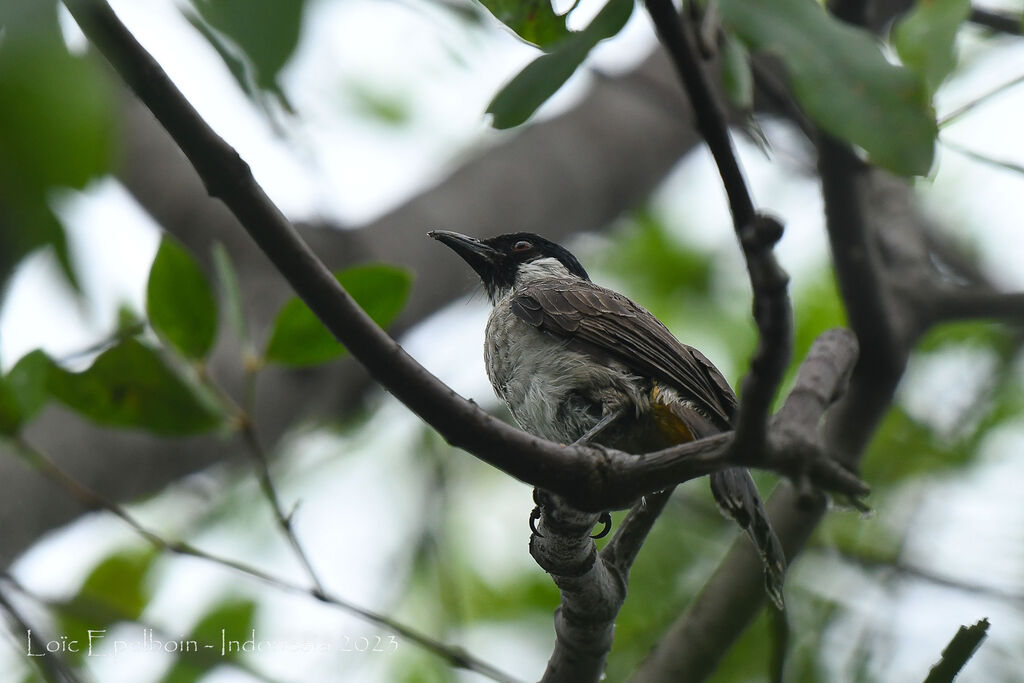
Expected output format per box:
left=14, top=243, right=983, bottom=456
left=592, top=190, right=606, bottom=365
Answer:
left=428, top=231, right=590, bottom=301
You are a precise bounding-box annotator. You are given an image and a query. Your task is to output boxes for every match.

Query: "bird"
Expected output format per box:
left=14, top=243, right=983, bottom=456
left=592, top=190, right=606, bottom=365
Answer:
left=429, top=229, right=786, bottom=608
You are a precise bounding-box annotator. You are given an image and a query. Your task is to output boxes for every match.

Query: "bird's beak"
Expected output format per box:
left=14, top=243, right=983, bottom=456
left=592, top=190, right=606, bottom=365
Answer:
left=428, top=230, right=501, bottom=272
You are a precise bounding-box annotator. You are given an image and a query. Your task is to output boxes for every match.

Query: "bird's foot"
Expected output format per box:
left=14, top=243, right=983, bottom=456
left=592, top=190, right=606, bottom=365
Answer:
left=590, top=511, right=612, bottom=539
left=529, top=505, right=543, bottom=538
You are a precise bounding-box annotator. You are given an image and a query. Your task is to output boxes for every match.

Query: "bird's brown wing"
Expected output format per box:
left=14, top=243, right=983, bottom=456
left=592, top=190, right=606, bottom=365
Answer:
left=512, top=278, right=787, bottom=607
left=511, top=278, right=737, bottom=428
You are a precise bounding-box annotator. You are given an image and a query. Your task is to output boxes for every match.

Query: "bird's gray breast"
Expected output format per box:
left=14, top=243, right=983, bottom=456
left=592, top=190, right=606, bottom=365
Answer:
left=484, top=296, right=647, bottom=444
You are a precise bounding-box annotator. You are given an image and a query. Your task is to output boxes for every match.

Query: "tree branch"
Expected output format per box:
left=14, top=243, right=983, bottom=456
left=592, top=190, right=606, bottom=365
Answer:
left=969, top=7, right=1022, bottom=35
left=529, top=328, right=859, bottom=682
left=631, top=0, right=927, bottom=671
left=7, top=436, right=520, bottom=683
left=646, top=0, right=794, bottom=456
left=646, top=0, right=755, bottom=226
left=61, top=0, right=864, bottom=517
left=923, top=619, right=990, bottom=683
left=0, top=580, right=86, bottom=683
left=818, top=135, right=905, bottom=376
left=925, top=288, right=1024, bottom=324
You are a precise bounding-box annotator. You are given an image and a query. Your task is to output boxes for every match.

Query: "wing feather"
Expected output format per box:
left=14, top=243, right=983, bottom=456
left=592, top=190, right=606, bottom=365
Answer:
left=511, top=279, right=737, bottom=427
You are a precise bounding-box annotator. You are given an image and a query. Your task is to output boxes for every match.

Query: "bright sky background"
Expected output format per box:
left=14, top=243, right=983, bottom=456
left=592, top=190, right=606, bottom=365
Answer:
left=2, top=0, right=1024, bottom=681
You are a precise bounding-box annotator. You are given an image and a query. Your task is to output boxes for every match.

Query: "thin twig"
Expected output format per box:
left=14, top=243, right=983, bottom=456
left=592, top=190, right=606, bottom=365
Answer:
left=2, top=573, right=279, bottom=683
left=925, top=287, right=1024, bottom=325
left=646, top=0, right=755, bottom=225
left=239, top=422, right=326, bottom=594
left=645, top=0, right=793, bottom=455
left=600, top=489, right=675, bottom=572
left=196, top=364, right=328, bottom=594
left=8, top=437, right=520, bottom=683
left=939, top=72, right=1024, bottom=128
left=968, top=7, right=1022, bottom=35
left=0, top=583, right=88, bottom=683
left=941, top=139, right=1024, bottom=177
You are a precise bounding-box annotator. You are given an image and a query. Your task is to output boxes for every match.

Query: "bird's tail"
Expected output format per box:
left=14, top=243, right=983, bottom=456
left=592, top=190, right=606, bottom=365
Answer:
left=710, top=467, right=787, bottom=609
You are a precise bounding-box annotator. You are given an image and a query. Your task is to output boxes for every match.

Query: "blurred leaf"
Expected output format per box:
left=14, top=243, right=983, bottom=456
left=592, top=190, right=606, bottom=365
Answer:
left=188, top=0, right=305, bottom=103
left=0, top=378, right=21, bottom=435
left=606, top=498, right=723, bottom=678
left=264, top=264, right=412, bottom=367
left=487, top=0, right=634, bottom=129
left=185, top=14, right=254, bottom=99
left=915, top=320, right=1014, bottom=354
left=47, top=339, right=223, bottom=434
left=720, top=0, right=936, bottom=175
left=0, top=3, right=114, bottom=289
left=598, top=209, right=713, bottom=304
left=792, top=270, right=847, bottom=365
left=816, top=499, right=904, bottom=565
left=862, top=405, right=976, bottom=485
left=349, top=82, right=412, bottom=126
left=77, top=548, right=156, bottom=620
left=721, top=33, right=754, bottom=111
left=147, top=236, right=219, bottom=360
left=0, top=350, right=53, bottom=433
left=58, top=548, right=157, bottom=660
left=159, top=598, right=257, bottom=683
left=458, top=572, right=559, bottom=622
left=706, top=608, right=773, bottom=682
left=479, top=0, right=571, bottom=48
left=212, top=242, right=249, bottom=348
left=893, top=0, right=970, bottom=95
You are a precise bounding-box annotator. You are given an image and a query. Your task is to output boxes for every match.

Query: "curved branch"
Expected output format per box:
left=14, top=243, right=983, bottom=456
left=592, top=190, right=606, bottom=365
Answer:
left=646, top=1, right=794, bottom=453
left=925, top=288, right=1024, bottom=325
left=62, top=0, right=866, bottom=517
left=532, top=329, right=860, bottom=682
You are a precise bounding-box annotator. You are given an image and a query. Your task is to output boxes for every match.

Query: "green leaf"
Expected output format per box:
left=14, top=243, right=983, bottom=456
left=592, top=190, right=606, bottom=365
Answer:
left=147, top=236, right=219, bottom=360
left=77, top=548, right=156, bottom=621
left=0, top=350, right=54, bottom=433
left=265, top=265, right=412, bottom=367
left=58, top=548, right=158, bottom=660
left=211, top=242, right=249, bottom=348
left=47, top=339, right=223, bottom=434
left=893, top=0, right=970, bottom=95
left=188, top=0, right=305, bottom=102
left=479, top=0, right=571, bottom=48
left=487, top=0, right=634, bottom=129
left=0, top=378, right=21, bottom=435
left=348, top=82, right=412, bottom=126
left=719, top=0, right=936, bottom=176
left=0, top=3, right=113, bottom=289
left=159, top=598, right=257, bottom=683
left=721, top=33, right=754, bottom=111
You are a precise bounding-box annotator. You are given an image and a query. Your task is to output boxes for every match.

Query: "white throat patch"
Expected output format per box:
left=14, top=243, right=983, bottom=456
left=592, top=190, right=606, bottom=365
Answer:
left=514, top=257, right=574, bottom=286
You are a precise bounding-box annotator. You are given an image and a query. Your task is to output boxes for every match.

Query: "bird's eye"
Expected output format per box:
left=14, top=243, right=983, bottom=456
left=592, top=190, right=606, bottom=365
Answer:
left=513, top=240, right=533, bottom=252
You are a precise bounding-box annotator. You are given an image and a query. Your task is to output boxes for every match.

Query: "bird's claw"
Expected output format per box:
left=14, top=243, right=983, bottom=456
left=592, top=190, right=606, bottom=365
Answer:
left=529, top=505, right=543, bottom=538
left=591, top=512, right=612, bottom=539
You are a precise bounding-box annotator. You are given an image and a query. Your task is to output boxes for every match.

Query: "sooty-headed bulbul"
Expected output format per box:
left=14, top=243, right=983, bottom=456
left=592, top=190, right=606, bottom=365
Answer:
left=429, top=230, right=786, bottom=607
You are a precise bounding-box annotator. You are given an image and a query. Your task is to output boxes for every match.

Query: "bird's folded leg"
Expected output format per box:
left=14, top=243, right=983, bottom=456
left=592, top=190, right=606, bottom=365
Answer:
left=571, top=406, right=627, bottom=446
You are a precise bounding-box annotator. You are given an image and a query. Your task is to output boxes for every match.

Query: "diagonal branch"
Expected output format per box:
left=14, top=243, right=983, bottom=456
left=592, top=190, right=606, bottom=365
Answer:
left=646, top=0, right=793, bottom=455
left=8, top=436, right=521, bottom=683
left=968, top=7, right=1022, bottom=35
left=0, top=581, right=87, bottom=683
left=924, top=288, right=1024, bottom=325
left=61, top=0, right=863, bottom=516
left=632, top=0, right=934, bottom=677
